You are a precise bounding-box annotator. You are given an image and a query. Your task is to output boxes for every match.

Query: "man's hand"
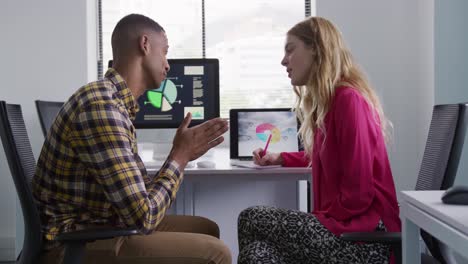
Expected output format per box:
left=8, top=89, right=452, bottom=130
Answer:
left=169, top=113, right=228, bottom=167
left=252, top=148, right=283, bottom=166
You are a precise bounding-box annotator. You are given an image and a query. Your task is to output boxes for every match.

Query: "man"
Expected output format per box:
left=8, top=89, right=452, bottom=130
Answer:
left=34, top=14, right=231, bottom=264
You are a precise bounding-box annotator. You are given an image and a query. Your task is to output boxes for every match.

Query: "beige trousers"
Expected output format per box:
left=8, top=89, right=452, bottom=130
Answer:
left=40, top=215, right=232, bottom=264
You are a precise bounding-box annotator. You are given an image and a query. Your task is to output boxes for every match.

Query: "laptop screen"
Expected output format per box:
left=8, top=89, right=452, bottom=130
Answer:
left=230, top=108, right=300, bottom=159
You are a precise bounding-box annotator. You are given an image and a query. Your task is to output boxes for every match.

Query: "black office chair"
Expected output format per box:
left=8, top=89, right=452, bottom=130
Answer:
left=35, top=100, right=64, bottom=137
left=341, top=103, right=468, bottom=264
left=0, top=101, right=139, bottom=264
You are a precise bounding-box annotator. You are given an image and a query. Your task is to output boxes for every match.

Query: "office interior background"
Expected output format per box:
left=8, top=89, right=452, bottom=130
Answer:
left=0, top=0, right=468, bottom=261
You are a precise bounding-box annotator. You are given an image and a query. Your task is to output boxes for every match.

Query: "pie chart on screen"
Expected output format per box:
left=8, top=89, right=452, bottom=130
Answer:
left=145, top=79, right=180, bottom=112
left=256, top=123, right=281, bottom=143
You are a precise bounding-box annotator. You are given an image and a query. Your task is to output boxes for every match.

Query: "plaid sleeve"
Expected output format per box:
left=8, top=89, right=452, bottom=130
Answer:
left=69, top=102, right=183, bottom=234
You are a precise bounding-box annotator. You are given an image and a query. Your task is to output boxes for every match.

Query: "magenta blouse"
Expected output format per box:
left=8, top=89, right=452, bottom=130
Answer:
left=281, top=86, right=401, bottom=236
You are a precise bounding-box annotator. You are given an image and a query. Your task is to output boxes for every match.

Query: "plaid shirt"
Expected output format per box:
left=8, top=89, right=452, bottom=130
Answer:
left=32, top=68, right=183, bottom=249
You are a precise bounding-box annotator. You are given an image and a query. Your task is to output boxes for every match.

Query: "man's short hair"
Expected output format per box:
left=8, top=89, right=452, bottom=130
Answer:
left=111, top=14, right=165, bottom=57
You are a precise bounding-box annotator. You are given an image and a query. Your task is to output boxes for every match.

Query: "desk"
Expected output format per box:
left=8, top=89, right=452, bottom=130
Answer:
left=400, top=190, right=468, bottom=264
left=147, top=147, right=311, bottom=261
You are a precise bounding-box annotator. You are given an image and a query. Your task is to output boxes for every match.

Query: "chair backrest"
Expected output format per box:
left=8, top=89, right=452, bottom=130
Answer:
left=415, top=103, right=468, bottom=263
left=415, top=103, right=468, bottom=190
left=0, top=101, right=43, bottom=263
left=35, top=100, right=63, bottom=137
left=443, top=103, right=468, bottom=189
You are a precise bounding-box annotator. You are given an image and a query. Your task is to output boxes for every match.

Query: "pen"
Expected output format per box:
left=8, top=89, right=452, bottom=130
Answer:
left=260, top=133, right=272, bottom=158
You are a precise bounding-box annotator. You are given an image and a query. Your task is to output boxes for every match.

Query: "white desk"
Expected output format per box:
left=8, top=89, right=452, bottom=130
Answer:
left=147, top=147, right=311, bottom=261
left=400, top=190, right=468, bottom=264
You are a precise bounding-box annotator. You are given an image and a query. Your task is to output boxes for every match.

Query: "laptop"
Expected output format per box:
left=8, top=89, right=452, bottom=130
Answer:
left=229, top=108, right=300, bottom=168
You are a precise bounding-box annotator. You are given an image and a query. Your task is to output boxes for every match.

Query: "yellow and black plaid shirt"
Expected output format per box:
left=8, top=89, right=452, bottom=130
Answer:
left=32, top=68, right=183, bottom=249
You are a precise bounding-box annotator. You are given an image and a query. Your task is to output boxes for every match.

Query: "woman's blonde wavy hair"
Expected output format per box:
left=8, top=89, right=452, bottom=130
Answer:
left=288, top=17, right=391, bottom=158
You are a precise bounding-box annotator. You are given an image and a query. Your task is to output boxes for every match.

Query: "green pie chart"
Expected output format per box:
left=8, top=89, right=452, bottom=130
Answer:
left=145, top=79, right=179, bottom=111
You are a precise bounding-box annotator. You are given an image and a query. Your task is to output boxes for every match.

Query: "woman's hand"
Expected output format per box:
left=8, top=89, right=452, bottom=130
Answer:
left=252, top=148, right=283, bottom=166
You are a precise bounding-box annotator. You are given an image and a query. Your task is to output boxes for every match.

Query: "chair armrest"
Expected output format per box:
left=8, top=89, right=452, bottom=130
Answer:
left=340, top=231, right=401, bottom=244
left=55, top=227, right=139, bottom=242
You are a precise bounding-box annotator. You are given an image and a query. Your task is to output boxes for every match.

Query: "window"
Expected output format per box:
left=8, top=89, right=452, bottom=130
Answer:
left=100, top=0, right=315, bottom=117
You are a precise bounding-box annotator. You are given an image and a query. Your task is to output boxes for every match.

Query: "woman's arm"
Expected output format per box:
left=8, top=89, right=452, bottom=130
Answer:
left=281, top=151, right=310, bottom=167
left=321, top=90, right=378, bottom=221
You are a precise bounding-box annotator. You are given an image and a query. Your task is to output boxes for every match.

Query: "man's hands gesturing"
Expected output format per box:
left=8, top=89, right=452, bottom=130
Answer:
left=169, top=113, right=228, bottom=167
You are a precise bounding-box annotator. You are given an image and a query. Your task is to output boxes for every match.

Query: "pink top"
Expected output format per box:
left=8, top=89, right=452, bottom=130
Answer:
left=281, top=86, right=401, bottom=236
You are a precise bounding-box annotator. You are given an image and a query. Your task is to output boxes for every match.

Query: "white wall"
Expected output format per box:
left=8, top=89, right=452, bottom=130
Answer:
left=316, top=0, right=435, bottom=193
left=435, top=0, right=468, bottom=186
left=0, top=0, right=97, bottom=259
left=435, top=2, right=468, bottom=263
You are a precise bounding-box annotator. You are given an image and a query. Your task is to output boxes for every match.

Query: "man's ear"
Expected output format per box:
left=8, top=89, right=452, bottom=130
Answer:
left=138, top=35, right=150, bottom=55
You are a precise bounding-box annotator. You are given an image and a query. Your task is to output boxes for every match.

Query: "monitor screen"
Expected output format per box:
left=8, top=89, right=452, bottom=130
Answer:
left=109, top=58, right=220, bottom=128
left=229, top=108, right=300, bottom=159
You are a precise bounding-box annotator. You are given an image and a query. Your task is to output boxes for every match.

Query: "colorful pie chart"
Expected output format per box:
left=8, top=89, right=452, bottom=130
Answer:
left=145, top=79, right=179, bottom=112
left=256, top=123, right=281, bottom=143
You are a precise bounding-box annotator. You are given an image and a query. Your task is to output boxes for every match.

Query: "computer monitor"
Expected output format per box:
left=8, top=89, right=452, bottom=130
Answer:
left=109, top=58, right=220, bottom=128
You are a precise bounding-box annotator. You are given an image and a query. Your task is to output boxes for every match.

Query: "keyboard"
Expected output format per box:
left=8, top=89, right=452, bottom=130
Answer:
left=144, top=160, right=195, bottom=170
left=230, top=159, right=255, bottom=166
left=230, top=159, right=281, bottom=169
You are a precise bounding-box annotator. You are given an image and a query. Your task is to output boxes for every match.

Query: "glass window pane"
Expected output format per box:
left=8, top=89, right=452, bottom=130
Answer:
left=102, top=0, right=203, bottom=68
left=205, top=0, right=306, bottom=117
left=102, top=0, right=314, bottom=118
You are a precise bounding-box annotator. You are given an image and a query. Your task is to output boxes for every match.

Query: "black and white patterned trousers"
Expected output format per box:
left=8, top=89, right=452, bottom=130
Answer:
left=238, top=206, right=390, bottom=264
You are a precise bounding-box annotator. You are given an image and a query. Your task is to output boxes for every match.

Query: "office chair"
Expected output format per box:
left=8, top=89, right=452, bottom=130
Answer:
left=0, top=101, right=138, bottom=264
left=341, top=103, right=468, bottom=264
left=35, top=100, right=64, bottom=137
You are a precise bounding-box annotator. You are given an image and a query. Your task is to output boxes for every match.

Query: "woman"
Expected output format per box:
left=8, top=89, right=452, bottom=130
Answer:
left=237, top=17, right=400, bottom=264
